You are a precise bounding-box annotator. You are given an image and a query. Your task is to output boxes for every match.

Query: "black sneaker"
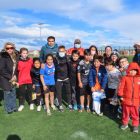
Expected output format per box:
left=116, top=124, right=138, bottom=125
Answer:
left=120, top=125, right=128, bottom=130
left=133, top=126, right=139, bottom=133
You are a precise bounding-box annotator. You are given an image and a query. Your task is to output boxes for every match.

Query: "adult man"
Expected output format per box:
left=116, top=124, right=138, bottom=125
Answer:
left=40, top=36, right=58, bottom=62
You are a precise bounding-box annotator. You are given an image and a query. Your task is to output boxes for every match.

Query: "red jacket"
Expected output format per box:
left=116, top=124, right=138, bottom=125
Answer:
left=18, top=58, right=33, bottom=85
left=67, top=47, right=84, bottom=56
left=118, top=62, right=140, bottom=106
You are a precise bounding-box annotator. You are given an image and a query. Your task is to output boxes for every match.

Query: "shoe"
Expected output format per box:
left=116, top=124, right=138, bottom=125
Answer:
left=133, top=126, right=139, bottom=133
left=44, top=105, right=47, bottom=110
left=30, top=104, right=34, bottom=110
left=86, top=107, right=90, bottom=113
left=13, top=109, right=18, bottom=112
left=78, top=106, right=84, bottom=112
left=47, top=110, right=51, bottom=116
left=51, top=105, right=56, bottom=111
left=120, top=125, right=128, bottom=130
left=68, top=104, right=73, bottom=111
left=73, top=104, right=78, bottom=111
left=7, top=111, right=13, bottom=114
left=92, top=111, right=96, bottom=115
left=18, top=105, right=24, bottom=112
left=37, top=105, right=41, bottom=112
left=98, top=112, right=103, bottom=117
left=59, top=105, right=64, bottom=112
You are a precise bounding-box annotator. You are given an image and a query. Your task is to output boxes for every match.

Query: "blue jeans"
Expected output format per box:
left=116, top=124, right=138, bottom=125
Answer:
left=3, top=88, right=17, bottom=113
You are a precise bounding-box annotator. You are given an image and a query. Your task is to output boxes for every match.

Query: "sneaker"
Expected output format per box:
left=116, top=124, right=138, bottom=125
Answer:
left=133, top=126, right=139, bottom=133
left=73, top=104, right=78, bottom=111
left=92, top=111, right=96, bottom=115
left=98, top=112, right=103, bottom=117
left=47, top=110, right=51, bottom=116
left=44, top=105, right=47, bottom=110
left=68, top=104, right=73, bottom=111
left=37, top=105, right=41, bottom=112
left=59, top=105, right=64, bottom=112
left=120, top=125, right=128, bottom=130
left=51, top=105, right=56, bottom=111
left=78, top=106, right=84, bottom=113
left=86, top=107, right=90, bottom=113
left=18, top=105, right=24, bottom=112
left=30, top=104, right=34, bottom=110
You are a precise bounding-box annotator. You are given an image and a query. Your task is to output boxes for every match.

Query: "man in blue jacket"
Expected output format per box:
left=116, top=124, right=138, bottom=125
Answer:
left=40, top=36, right=58, bottom=62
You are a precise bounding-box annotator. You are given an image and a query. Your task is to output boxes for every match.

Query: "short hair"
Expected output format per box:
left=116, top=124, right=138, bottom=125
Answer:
left=58, top=45, right=65, bottom=50
left=72, top=50, right=80, bottom=56
left=105, top=60, right=114, bottom=66
left=33, top=57, right=40, bottom=63
left=47, top=36, right=55, bottom=41
left=105, top=46, right=112, bottom=51
left=89, top=45, right=98, bottom=55
left=119, top=56, right=128, bottom=62
left=20, top=47, right=28, bottom=54
left=45, top=53, right=54, bottom=60
left=93, top=55, right=103, bottom=63
left=84, top=49, right=91, bottom=55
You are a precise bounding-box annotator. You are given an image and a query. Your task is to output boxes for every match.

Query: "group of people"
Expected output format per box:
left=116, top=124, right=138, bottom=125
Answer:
left=0, top=36, right=140, bottom=133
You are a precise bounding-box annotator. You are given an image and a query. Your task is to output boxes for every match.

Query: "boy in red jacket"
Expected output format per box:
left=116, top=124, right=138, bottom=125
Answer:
left=118, top=62, right=140, bottom=133
left=17, top=48, right=33, bottom=112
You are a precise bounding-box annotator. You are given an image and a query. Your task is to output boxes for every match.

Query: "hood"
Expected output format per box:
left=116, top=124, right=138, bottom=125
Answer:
left=45, top=43, right=58, bottom=49
left=126, top=62, right=140, bottom=75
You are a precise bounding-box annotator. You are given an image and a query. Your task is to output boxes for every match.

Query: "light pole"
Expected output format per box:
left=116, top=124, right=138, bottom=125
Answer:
left=38, top=23, right=44, bottom=42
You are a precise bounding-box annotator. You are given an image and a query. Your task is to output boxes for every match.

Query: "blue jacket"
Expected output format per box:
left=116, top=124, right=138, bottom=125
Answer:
left=40, top=43, right=58, bottom=62
left=89, top=65, right=108, bottom=90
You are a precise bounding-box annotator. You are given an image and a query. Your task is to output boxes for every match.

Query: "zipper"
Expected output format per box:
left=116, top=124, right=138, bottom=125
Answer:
left=131, top=77, right=134, bottom=105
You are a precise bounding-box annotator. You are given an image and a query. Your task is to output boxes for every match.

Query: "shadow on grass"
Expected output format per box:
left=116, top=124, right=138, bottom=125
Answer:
left=7, top=134, right=21, bottom=140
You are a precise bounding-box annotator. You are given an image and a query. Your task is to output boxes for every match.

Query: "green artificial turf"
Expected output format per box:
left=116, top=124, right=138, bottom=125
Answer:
left=0, top=101, right=140, bottom=140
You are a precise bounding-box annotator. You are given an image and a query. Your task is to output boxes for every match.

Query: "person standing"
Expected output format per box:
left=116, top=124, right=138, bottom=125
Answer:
left=0, top=42, right=19, bottom=114
left=40, top=36, right=58, bottom=62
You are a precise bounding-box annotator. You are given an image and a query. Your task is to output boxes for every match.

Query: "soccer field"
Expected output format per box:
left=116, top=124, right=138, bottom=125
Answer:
left=0, top=102, right=140, bottom=140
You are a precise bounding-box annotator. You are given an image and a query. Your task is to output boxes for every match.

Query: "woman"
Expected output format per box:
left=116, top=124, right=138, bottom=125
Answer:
left=103, top=46, right=112, bottom=64
left=89, top=45, right=98, bottom=61
left=0, top=42, right=19, bottom=114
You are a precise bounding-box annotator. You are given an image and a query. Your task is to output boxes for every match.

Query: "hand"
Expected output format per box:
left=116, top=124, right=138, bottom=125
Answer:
left=120, top=97, right=123, bottom=101
left=79, top=82, right=83, bottom=88
left=16, top=82, right=19, bottom=88
left=41, top=63, right=45, bottom=69
left=100, top=89, right=104, bottom=93
left=119, top=68, right=124, bottom=72
left=43, top=85, right=48, bottom=91
left=91, top=87, right=95, bottom=92
left=32, top=84, right=35, bottom=89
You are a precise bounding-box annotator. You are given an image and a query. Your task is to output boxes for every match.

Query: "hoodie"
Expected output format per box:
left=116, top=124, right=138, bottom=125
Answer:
left=40, top=43, right=58, bottom=62
left=118, top=62, right=140, bottom=106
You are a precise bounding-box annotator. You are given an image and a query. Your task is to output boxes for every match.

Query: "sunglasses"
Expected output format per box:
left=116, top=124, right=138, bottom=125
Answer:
left=6, top=47, right=14, bottom=50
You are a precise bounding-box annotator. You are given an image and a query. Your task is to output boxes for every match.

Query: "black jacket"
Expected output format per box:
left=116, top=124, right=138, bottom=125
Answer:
left=0, top=51, right=19, bottom=90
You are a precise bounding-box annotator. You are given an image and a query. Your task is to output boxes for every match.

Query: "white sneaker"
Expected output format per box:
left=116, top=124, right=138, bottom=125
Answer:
left=30, top=104, right=34, bottom=110
left=44, top=105, right=47, bottom=110
left=18, top=105, right=24, bottom=112
left=37, top=105, right=41, bottom=112
left=51, top=105, right=56, bottom=111
left=47, top=110, right=51, bottom=116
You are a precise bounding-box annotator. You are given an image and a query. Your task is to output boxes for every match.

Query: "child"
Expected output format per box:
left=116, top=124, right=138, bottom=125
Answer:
left=89, top=55, right=108, bottom=116
left=118, top=62, right=140, bottom=133
left=31, top=58, right=42, bottom=112
left=119, top=56, right=129, bottom=76
left=17, top=48, right=33, bottom=111
left=55, top=45, right=72, bottom=112
left=110, top=52, right=120, bottom=69
left=77, top=49, right=92, bottom=112
left=69, top=50, right=80, bottom=110
left=40, top=54, right=56, bottom=116
left=105, top=60, right=121, bottom=118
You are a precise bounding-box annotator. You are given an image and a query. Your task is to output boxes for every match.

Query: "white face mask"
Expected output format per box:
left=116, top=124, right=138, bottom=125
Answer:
left=91, top=50, right=96, bottom=55
left=59, top=52, right=65, bottom=57
left=75, top=44, right=81, bottom=48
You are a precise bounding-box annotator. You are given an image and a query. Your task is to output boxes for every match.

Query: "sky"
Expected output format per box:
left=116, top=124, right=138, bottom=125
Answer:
left=0, top=0, right=140, bottom=50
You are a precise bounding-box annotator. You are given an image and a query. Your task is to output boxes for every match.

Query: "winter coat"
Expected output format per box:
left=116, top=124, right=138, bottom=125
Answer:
left=89, top=65, right=108, bottom=90
left=118, top=62, right=140, bottom=106
left=0, top=51, right=19, bottom=90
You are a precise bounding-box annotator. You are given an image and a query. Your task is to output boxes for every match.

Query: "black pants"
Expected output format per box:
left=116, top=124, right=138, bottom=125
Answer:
left=56, top=79, right=71, bottom=106
left=18, top=84, right=33, bottom=105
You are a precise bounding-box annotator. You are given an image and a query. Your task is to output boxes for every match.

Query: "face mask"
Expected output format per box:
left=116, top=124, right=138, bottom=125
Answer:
left=91, top=50, right=96, bottom=55
left=75, top=44, right=81, bottom=48
left=59, top=52, right=65, bottom=57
